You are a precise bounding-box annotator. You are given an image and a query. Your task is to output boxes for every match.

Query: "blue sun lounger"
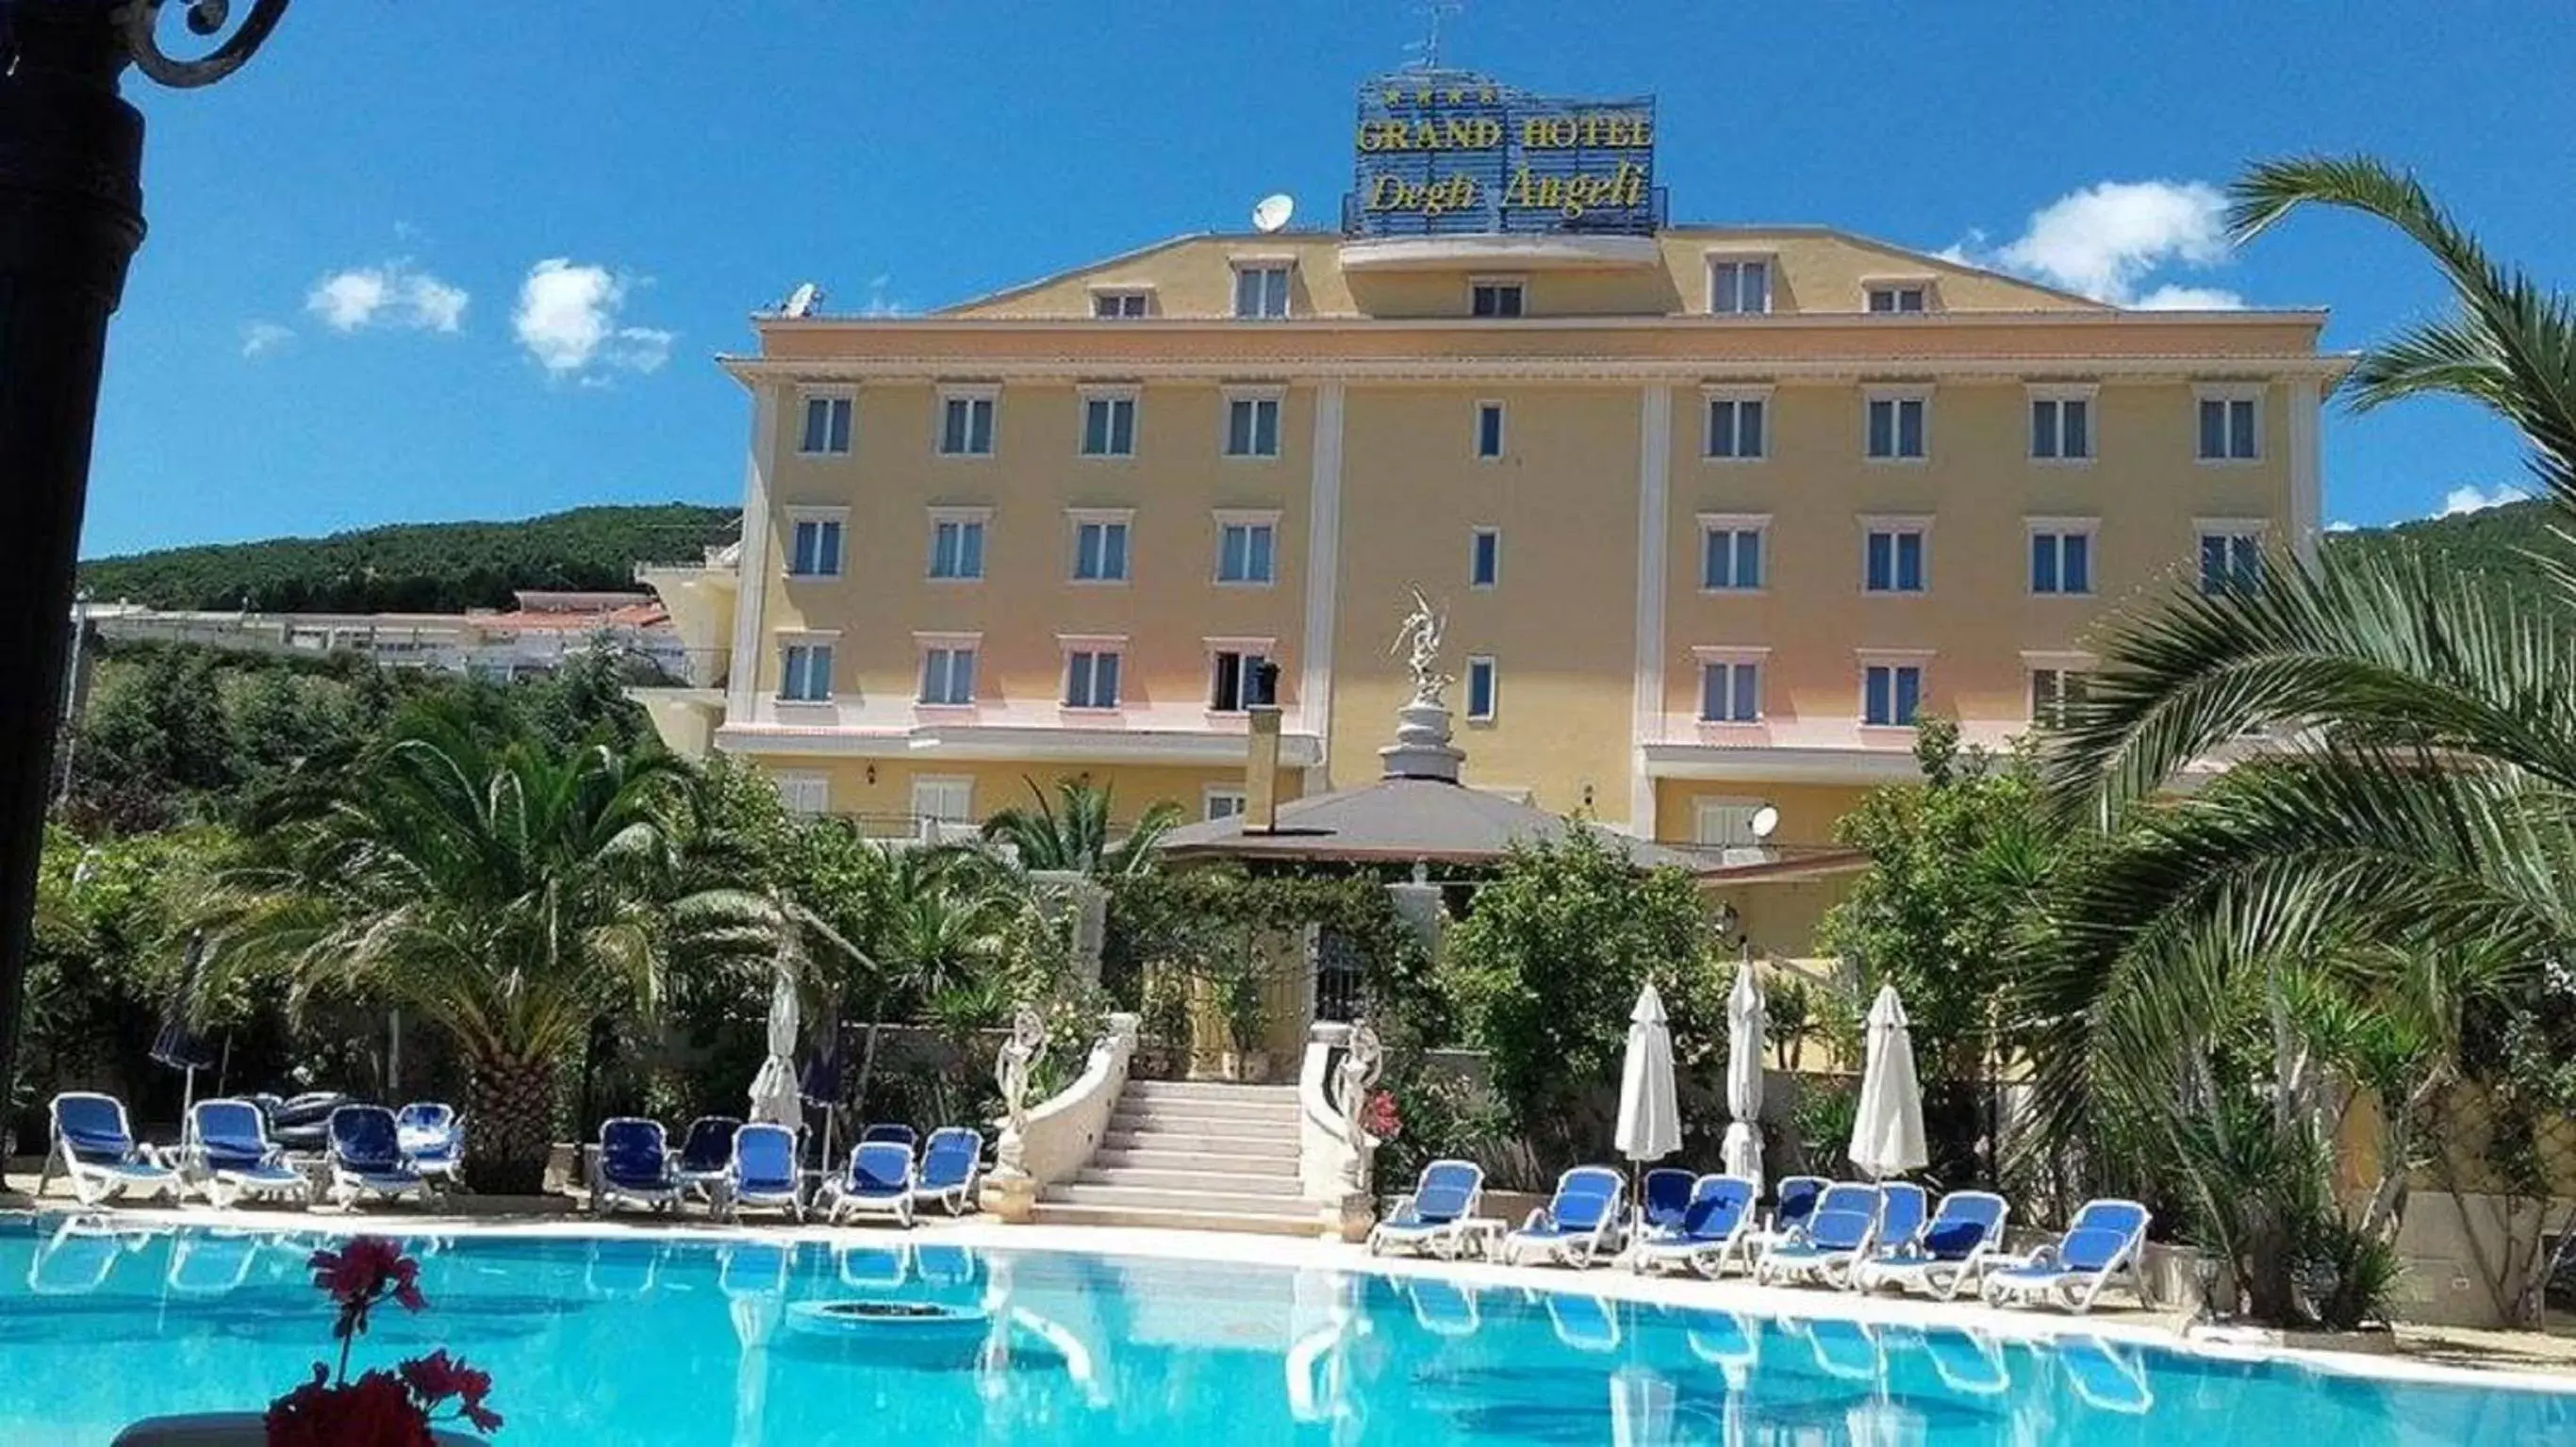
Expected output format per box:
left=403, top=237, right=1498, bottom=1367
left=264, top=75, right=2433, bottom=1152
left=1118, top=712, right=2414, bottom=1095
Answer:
left=180, top=1097, right=311, bottom=1208
left=820, top=1139, right=916, bottom=1228
left=1984, top=1198, right=2153, bottom=1314
left=1636, top=1167, right=1697, bottom=1234
left=1631, top=1174, right=1758, bottom=1277
left=912, top=1126, right=983, bottom=1216
left=592, top=1117, right=681, bottom=1215
left=1853, top=1190, right=2009, bottom=1300
left=394, top=1102, right=464, bottom=1189
left=672, top=1115, right=742, bottom=1209
left=1500, top=1165, right=1627, bottom=1269
left=1367, top=1159, right=1488, bottom=1258
left=327, top=1105, right=430, bottom=1210
left=42, top=1092, right=181, bottom=1208
left=1753, top=1181, right=1883, bottom=1288
left=727, top=1121, right=803, bottom=1221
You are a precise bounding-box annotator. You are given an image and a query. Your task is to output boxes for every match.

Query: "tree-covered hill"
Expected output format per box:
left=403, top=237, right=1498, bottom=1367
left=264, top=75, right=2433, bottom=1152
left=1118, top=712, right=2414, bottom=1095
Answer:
left=2328, top=496, right=2565, bottom=582
left=78, top=502, right=738, bottom=614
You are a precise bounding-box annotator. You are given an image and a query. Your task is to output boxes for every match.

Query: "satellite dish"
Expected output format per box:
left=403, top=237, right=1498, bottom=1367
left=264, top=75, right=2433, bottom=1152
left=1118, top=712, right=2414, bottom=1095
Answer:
left=782, top=282, right=820, bottom=319
left=1251, top=193, right=1296, bottom=234
left=1749, top=805, right=1780, bottom=840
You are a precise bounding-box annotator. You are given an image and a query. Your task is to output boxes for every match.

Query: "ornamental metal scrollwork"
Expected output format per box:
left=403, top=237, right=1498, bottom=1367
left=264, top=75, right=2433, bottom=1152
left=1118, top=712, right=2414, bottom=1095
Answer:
left=119, top=0, right=292, bottom=90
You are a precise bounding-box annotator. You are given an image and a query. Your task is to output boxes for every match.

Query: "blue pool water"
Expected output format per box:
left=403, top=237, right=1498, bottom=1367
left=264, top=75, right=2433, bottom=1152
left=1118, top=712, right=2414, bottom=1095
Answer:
left=2, top=1218, right=2569, bottom=1445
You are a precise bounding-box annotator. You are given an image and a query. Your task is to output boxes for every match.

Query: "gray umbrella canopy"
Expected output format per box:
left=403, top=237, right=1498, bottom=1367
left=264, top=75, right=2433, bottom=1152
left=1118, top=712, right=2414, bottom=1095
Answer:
left=1157, top=776, right=1712, bottom=872
left=747, top=964, right=801, bottom=1126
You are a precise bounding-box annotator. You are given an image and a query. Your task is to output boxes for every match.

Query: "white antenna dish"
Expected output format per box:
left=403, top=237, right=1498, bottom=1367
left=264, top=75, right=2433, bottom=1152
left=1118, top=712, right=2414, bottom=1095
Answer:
left=1251, top=193, right=1296, bottom=234
left=782, top=282, right=821, bottom=319
left=1750, top=805, right=1780, bottom=840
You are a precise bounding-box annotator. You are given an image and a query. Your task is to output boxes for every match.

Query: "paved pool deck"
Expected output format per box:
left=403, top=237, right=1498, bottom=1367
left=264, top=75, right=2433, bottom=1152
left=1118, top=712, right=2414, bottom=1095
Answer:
left=9, top=1174, right=2574, bottom=1398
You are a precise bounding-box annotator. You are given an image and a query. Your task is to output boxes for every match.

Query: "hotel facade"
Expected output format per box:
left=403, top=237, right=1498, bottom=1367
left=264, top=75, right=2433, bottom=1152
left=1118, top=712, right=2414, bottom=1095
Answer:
left=636, top=74, right=2337, bottom=957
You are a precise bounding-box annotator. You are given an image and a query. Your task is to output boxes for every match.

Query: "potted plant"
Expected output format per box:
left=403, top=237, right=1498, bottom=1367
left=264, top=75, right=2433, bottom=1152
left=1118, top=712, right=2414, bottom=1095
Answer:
left=111, top=1236, right=501, bottom=1446
left=1219, top=969, right=1270, bottom=1083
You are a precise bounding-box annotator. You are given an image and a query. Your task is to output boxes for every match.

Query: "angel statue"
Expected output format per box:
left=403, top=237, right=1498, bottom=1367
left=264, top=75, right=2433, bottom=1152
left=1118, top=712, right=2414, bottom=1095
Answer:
left=993, top=1004, right=1049, bottom=1177
left=1390, top=587, right=1451, bottom=708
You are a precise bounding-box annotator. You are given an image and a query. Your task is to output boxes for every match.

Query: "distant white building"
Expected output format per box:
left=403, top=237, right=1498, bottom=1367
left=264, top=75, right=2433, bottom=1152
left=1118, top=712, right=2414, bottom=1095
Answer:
left=80, top=590, right=698, bottom=682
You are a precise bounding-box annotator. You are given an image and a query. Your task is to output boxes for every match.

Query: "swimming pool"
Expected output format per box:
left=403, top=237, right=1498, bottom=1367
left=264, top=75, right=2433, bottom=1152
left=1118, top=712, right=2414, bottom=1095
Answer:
left=3, top=1217, right=2568, bottom=1445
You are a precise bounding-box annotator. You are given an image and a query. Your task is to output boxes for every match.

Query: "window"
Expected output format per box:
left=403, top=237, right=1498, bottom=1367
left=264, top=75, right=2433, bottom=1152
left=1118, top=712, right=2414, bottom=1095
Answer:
left=799, top=394, right=852, bottom=455
left=1208, top=648, right=1271, bottom=712
left=1092, top=290, right=1150, bottom=319
left=1232, top=264, right=1291, bottom=319
left=1469, top=527, right=1500, bottom=588
left=2029, top=394, right=2093, bottom=461
left=918, top=646, right=976, bottom=705
left=1470, top=280, right=1525, bottom=317
left=1706, top=394, right=1766, bottom=459
left=1866, top=284, right=1928, bottom=314
left=1698, top=659, right=1761, bottom=723
left=2198, top=392, right=2261, bottom=460
left=787, top=515, right=844, bottom=578
left=1864, top=524, right=1928, bottom=593
left=1700, top=519, right=1765, bottom=591
left=1694, top=800, right=1765, bottom=849
left=1216, top=517, right=1276, bottom=584
left=1225, top=395, right=1282, bottom=457
left=912, top=777, right=972, bottom=825
left=774, top=772, right=829, bottom=817
left=1866, top=394, right=1928, bottom=460
left=928, top=514, right=986, bottom=580
left=1465, top=655, right=1497, bottom=722
left=2029, top=529, right=2093, bottom=595
left=1475, top=401, right=1506, bottom=459
left=1709, top=257, right=1770, bottom=315
left=1204, top=788, right=1248, bottom=822
left=2200, top=529, right=2262, bottom=595
left=1064, top=649, right=1123, bottom=709
left=2030, top=667, right=2089, bottom=729
left=779, top=641, right=834, bottom=702
left=938, top=392, right=996, bottom=455
left=1863, top=664, right=1923, bottom=727
left=1072, top=518, right=1130, bottom=582
left=1080, top=394, right=1136, bottom=457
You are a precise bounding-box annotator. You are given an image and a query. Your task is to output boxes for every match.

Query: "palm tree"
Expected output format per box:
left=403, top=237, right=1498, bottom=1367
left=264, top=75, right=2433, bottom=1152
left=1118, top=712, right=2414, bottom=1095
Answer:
left=204, top=717, right=702, bottom=1193
left=980, top=776, right=1181, bottom=877
left=2021, top=156, right=2576, bottom=1320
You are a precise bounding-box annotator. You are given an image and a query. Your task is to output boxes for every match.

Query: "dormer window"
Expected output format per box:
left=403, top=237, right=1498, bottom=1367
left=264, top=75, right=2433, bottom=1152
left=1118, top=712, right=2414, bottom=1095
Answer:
left=1866, top=283, right=1930, bottom=314
left=1091, top=289, right=1151, bottom=319
left=1232, top=262, right=1292, bottom=319
left=1470, top=278, right=1525, bottom=318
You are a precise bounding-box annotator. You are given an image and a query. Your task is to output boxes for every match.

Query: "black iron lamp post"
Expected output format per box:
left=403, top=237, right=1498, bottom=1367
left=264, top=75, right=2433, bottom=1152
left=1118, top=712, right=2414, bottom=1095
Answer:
left=0, top=1, right=289, bottom=1192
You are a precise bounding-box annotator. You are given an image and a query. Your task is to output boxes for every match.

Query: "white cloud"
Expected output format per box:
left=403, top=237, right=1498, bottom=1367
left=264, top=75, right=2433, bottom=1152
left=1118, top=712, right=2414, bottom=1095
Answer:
left=2326, top=519, right=2356, bottom=534
left=512, top=258, right=674, bottom=379
left=239, top=321, right=292, bottom=358
left=1947, top=180, right=2245, bottom=308
left=859, top=273, right=905, bottom=318
left=305, top=260, right=469, bottom=334
left=2133, top=283, right=2246, bottom=311
left=2440, top=484, right=2527, bottom=517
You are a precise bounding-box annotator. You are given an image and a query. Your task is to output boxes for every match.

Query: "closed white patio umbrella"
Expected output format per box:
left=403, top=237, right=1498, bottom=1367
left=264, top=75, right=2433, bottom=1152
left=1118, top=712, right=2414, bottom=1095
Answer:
left=1847, top=984, right=1927, bottom=1181
left=747, top=962, right=802, bottom=1126
left=1721, top=961, right=1766, bottom=1192
left=1610, top=1363, right=1677, bottom=1447
left=1615, top=982, right=1682, bottom=1217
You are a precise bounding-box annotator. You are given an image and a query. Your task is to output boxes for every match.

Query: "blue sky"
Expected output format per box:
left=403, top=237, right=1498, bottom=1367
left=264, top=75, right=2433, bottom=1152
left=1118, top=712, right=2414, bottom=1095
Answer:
left=88, top=0, right=2574, bottom=557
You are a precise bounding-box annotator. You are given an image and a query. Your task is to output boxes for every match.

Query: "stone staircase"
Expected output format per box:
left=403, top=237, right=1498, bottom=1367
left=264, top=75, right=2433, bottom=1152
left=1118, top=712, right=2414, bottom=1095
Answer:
left=1033, top=1078, right=1316, bottom=1235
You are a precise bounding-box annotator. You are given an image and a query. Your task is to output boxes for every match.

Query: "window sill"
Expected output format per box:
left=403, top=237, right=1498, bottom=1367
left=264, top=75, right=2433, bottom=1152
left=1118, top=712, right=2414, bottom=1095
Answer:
left=2028, top=589, right=2097, bottom=600
left=785, top=570, right=845, bottom=583
left=1858, top=723, right=1920, bottom=740
left=2030, top=456, right=2097, bottom=468
left=1077, top=452, right=1137, bottom=463
left=793, top=449, right=852, bottom=460
left=1860, top=587, right=1931, bottom=599
left=1057, top=706, right=1129, bottom=721
left=1701, top=454, right=1769, bottom=465
left=925, top=575, right=985, bottom=585
left=1693, top=720, right=1772, bottom=740
left=1863, top=455, right=1931, bottom=466
left=1220, top=452, right=1284, bottom=463
left=1697, top=585, right=1767, bottom=598
left=2195, top=456, right=2266, bottom=468
left=913, top=703, right=980, bottom=718
left=1068, top=577, right=1131, bottom=587
left=1213, top=578, right=1279, bottom=589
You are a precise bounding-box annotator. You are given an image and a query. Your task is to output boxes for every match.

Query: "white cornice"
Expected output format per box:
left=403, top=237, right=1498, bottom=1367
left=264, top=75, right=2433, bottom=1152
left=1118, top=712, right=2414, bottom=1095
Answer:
left=725, top=354, right=2355, bottom=386
left=716, top=721, right=1325, bottom=767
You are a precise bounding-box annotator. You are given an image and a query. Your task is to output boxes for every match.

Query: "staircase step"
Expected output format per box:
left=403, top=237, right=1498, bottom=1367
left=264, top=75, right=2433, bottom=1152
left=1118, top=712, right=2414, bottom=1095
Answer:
left=1091, top=1146, right=1299, bottom=1177
left=1074, top=1167, right=1303, bottom=1196
left=1108, top=1110, right=1293, bottom=1141
left=1098, top=1129, right=1298, bottom=1160
left=1044, top=1183, right=1318, bottom=1216
left=1112, top=1097, right=1302, bottom=1126
left=1126, top=1080, right=1300, bottom=1104
left=1029, top=1201, right=1320, bottom=1237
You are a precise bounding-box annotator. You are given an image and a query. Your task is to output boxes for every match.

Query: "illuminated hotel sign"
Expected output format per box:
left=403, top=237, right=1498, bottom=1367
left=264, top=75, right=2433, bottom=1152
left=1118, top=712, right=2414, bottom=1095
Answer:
left=1347, top=71, right=1660, bottom=238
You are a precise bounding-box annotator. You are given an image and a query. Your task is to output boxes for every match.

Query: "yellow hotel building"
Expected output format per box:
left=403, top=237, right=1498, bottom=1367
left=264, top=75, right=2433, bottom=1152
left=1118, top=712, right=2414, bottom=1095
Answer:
left=636, top=74, right=2337, bottom=955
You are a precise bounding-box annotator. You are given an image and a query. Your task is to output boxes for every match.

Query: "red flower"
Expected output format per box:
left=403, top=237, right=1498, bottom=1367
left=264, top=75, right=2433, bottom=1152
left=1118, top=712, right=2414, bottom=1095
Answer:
left=1364, top=1090, right=1403, bottom=1143
left=264, top=1367, right=436, bottom=1447
left=309, top=1237, right=426, bottom=1314
left=400, top=1350, right=503, bottom=1433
